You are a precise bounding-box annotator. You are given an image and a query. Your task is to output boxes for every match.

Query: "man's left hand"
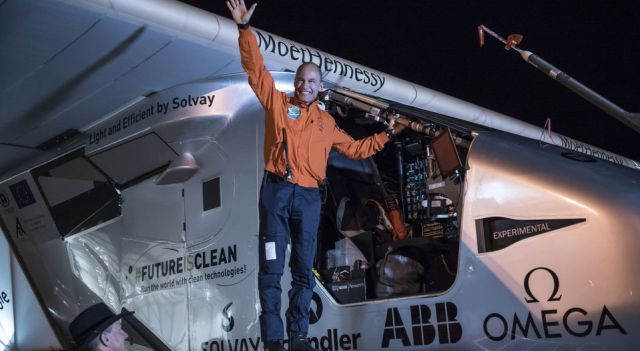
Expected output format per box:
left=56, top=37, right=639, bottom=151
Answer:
left=388, top=114, right=408, bottom=135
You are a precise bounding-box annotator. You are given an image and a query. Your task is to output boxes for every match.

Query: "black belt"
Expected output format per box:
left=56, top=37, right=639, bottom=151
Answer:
left=264, top=171, right=286, bottom=183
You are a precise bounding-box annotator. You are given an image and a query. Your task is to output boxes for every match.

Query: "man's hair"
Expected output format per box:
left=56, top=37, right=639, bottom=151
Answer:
left=296, top=62, right=322, bottom=80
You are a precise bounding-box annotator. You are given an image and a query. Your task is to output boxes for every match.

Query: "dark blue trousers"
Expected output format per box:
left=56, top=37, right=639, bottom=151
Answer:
left=258, top=172, right=321, bottom=342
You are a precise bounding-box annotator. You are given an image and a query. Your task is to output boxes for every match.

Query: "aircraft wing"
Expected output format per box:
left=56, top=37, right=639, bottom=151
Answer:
left=0, top=0, right=244, bottom=175
left=1, top=0, right=638, bottom=174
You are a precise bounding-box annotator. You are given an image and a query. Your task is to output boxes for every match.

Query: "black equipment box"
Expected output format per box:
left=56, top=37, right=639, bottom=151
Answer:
left=323, top=266, right=367, bottom=304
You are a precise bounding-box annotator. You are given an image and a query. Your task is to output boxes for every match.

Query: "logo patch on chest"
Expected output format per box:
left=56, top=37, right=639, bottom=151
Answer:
left=287, top=106, right=301, bottom=120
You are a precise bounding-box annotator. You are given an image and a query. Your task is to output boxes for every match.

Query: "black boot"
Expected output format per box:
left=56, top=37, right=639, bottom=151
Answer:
left=264, top=340, right=286, bottom=351
left=288, top=332, right=320, bottom=351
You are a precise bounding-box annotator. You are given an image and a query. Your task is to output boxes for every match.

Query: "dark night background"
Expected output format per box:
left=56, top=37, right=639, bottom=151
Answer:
left=181, top=0, right=640, bottom=161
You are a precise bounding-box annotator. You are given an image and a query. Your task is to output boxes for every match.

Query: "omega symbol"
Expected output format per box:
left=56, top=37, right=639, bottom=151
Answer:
left=524, top=267, right=562, bottom=303
left=222, top=302, right=234, bottom=332
left=483, top=266, right=626, bottom=341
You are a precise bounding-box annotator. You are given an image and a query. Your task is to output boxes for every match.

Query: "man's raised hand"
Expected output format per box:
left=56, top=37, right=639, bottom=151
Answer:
left=226, top=0, right=257, bottom=25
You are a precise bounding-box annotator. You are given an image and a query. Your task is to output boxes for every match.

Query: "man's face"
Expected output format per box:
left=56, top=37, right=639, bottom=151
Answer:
left=102, top=322, right=129, bottom=351
left=294, top=64, right=322, bottom=104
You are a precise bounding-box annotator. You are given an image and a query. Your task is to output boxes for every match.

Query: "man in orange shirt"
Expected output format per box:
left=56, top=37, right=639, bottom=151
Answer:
left=227, top=1, right=405, bottom=350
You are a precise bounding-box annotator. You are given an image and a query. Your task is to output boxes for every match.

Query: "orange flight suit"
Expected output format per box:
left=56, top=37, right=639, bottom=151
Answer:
left=238, top=28, right=390, bottom=188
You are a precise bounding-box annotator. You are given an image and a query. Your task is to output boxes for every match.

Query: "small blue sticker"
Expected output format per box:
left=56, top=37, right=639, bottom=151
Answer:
left=287, top=106, right=301, bottom=120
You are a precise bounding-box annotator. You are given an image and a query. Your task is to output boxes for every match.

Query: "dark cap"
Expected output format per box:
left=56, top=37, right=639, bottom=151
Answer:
left=69, top=303, right=133, bottom=349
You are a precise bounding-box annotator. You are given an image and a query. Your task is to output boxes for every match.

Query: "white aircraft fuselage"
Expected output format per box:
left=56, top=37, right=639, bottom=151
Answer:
left=0, top=1, right=638, bottom=350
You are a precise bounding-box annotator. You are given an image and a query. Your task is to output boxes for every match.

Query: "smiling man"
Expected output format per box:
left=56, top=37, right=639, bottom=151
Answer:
left=226, top=1, right=404, bottom=350
left=293, top=63, right=322, bottom=104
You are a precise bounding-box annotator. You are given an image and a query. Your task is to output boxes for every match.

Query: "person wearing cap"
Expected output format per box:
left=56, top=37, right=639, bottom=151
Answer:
left=226, top=1, right=405, bottom=350
left=68, top=302, right=133, bottom=351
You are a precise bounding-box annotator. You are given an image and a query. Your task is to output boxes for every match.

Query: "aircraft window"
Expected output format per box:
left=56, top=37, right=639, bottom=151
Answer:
left=89, top=133, right=177, bottom=187
left=315, top=106, right=465, bottom=304
left=37, top=176, right=96, bottom=207
left=48, top=157, right=106, bottom=182
left=203, top=177, right=221, bottom=211
left=31, top=150, right=121, bottom=237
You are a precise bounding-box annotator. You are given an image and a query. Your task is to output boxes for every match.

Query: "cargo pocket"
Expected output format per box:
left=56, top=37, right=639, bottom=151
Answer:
left=259, top=234, right=287, bottom=274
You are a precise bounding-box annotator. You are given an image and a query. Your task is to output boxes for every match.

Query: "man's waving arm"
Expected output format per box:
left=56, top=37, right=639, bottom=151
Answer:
left=226, top=0, right=256, bottom=25
left=227, top=0, right=279, bottom=110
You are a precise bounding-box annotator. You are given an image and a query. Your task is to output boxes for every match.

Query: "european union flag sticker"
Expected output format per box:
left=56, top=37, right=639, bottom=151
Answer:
left=9, top=180, right=36, bottom=209
left=287, top=106, right=301, bottom=120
